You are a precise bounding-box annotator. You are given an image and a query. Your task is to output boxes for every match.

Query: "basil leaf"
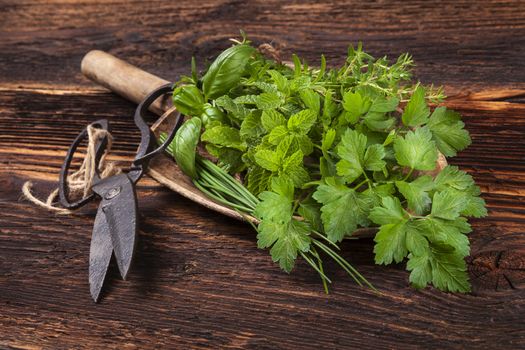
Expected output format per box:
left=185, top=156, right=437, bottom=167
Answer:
left=202, top=44, right=255, bottom=100
left=174, top=117, right=202, bottom=179
left=172, top=85, right=205, bottom=117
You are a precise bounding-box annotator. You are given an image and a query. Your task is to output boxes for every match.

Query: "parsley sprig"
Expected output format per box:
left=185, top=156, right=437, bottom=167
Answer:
left=160, top=32, right=486, bottom=293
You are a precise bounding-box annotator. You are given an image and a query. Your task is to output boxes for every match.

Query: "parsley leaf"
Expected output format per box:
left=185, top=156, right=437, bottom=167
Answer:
left=336, top=129, right=386, bottom=183
left=254, top=178, right=311, bottom=272
left=428, top=107, right=471, bottom=156
left=313, top=178, right=371, bottom=242
left=395, top=175, right=434, bottom=215
left=401, top=86, right=429, bottom=126
left=394, top=127, right=438, bottom=170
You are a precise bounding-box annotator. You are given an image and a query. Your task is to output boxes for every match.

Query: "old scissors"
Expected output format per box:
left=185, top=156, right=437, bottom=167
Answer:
left=58, top=84, right=181, bottom=302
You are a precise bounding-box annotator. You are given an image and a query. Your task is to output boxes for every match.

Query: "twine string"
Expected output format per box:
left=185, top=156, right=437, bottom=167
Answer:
left=22, top=125, right=121, bottom=215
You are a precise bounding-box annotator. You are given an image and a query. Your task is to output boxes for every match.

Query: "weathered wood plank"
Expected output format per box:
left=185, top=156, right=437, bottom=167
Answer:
left=0, top=0, right=524, bottom=90
left=1, top=0, right=525, bottom=348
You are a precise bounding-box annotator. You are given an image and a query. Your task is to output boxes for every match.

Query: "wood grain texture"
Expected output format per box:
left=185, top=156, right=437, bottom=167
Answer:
left=1, top=0, right=525, bottom=349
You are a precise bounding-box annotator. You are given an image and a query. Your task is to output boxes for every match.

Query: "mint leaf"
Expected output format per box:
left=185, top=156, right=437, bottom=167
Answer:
left=201, top=125, right=246, bottom=151
left=254, top=149, right=279, bottom=172
left=261, top=109, right=286, bottom=131
left=402, top=86, right=429, bottom=126
left=287, top=109, right=317, bottom=134
left=394, top=127, right=438, bottom=170
left=268, top=125, right=289, bottom=145
left=240, top=112, right=264, bottom=140
left=246, top=166, right=272, bottom=195
left=256, top=92, right=284, bottom=110
left=215, top=95, right=250, bottom=120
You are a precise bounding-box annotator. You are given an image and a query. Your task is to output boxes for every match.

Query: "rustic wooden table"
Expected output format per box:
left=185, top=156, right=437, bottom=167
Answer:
left=1, top=1, right=524, bottom=349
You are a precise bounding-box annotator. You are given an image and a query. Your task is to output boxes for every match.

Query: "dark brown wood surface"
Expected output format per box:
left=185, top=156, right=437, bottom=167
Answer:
left=1, top=1, right=525, bottom=349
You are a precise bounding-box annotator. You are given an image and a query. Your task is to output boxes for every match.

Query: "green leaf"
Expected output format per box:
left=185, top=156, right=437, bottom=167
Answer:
left=363, top=112, right=396, bottom=131
left=342, top=91, right=371, bottom=123
left=402, top=86, right=430, bottom=126
left=267, top=70, right=289, bottom=94
left=428, top=107, right=471, bottom=156
left=173, top=117, right=202, bottom=179
left=321, top=128, right=336, bottom=153
left=322, top=90, right=338, bottom=126
left=256, top=92, right=284, bottom=110
left=287, top=109, right=317, bottom=134
left=240, top=112, right=264, bottom=140
left=416, top=217, right=470, bottom=257
left=292, top=134, right=314, bottom=156
left=336, top=129, right=367, bottom=182
left=407, top=243, right=470, bottom=292
left=313, top=180, right=371, bottom=242
left=281, top=150, right=309, bottom=187
left=363, top=144, right=386, bottom=171
left=202, top=44, right=255, bottom=99
left=299, top=89, right=321, bottom=114
left=276, top=135, right=297, bottom=158
left=172, top=85, right=205, bottom=117
left=462, top=196, right=488, bottom=218
left=201, top=125, right=246, bottom=151
left=261, top=110, right=286, bottom=132
left=246, top=166, right=272, bottom=195
left=374, top=222, right=409, bottom=264
left=395, top=175, right=434, bottom=215
left=370, top=96, right=399, bottom=113
left=201, top=104, right=226, bottom=126
left=254, top=178, right=311, bottom=272
left=254, top=149, right=279, bottom=172
left=407, top=253, right=432, bottom=289
left=434, top=165, right=475, bottom=191
left=431, top=189, right=467, bottom=220
left=405, top=227, right=429, bottom=256
left=298, top=197, right=323, bottom=232
left=430, top=251, right=470, bottom=292
left=215, top=95, right=249, bottom=120
left=394, top=127, right=438, bottom=170
left=268, top=125, right=289, bottom=145
left=369, top=196, right=406, bottom=225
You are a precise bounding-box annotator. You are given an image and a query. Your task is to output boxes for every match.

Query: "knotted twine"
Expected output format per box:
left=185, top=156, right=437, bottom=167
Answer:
left=22, top=125, right=121, bottom=214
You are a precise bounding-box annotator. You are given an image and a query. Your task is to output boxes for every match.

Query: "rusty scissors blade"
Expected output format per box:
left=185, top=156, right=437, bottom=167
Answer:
left=89, top=173, right=137, bottom=302
left=59, top=84, right=182, bottom=302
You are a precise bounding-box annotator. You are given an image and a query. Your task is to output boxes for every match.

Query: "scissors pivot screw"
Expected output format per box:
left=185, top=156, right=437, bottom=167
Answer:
left=105, top=186, right=121, bottom=200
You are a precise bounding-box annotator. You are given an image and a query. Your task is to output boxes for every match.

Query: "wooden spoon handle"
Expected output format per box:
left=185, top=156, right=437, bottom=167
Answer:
left=81, top=50, right=172, bottom=115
